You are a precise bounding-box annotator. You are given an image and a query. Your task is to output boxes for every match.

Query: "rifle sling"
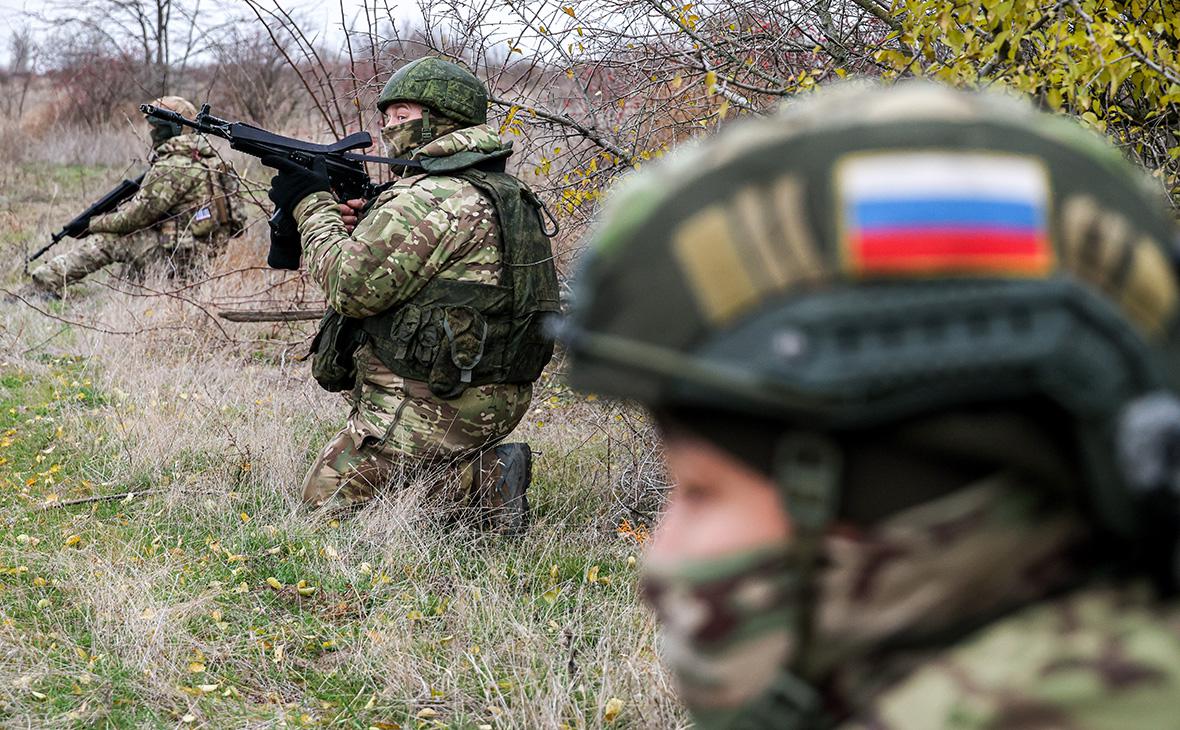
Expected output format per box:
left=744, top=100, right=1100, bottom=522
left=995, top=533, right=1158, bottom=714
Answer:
left=344, top=153, right=424, bottom=169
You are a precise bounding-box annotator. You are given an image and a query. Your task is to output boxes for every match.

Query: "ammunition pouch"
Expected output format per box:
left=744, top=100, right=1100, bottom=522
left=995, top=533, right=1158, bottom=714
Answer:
left=310, top=309, right=365, bottom=392
left=362, top=281, right=519, bottom=400
left=155, top=219, right=182, bottom=249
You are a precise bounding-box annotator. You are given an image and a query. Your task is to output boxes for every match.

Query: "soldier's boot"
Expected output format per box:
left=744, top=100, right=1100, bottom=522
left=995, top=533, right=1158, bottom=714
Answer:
left=475, top=443, right=532, bottom=534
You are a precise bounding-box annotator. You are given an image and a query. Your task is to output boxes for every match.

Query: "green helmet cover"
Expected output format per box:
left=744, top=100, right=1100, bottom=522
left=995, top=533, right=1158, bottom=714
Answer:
left=377, top=57, right=488, bottom=126
left=561, top=81, right=1180, bottom=542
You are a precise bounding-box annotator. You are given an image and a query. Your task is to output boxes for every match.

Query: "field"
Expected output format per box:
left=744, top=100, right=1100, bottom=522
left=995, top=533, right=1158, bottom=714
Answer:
left=0, top=125, right=682, bottom=728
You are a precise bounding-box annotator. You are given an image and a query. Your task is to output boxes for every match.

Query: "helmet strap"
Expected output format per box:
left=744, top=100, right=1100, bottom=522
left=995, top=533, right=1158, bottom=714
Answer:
left=420, top=108, right=434, bottom=144
left=774, top=432, right=841, bottom=676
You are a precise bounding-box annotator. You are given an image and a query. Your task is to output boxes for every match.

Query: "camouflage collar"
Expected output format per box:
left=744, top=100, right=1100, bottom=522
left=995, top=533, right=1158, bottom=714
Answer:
left=154, top=133, right=215, bottom=159
left=414, top=124, right=503, bottom=159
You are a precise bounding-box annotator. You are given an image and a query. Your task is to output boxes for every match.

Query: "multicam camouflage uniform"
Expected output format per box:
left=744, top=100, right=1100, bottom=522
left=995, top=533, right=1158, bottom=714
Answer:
left=31, top=133, right=233, bottom=292
left=293, top=124, right=532, bottom=508
left=843, top=586, right=1180, bottom=729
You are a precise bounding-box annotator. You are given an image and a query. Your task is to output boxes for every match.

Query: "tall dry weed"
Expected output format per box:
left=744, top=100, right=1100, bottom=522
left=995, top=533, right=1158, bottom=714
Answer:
left=0, top=241, right=679, bottom=726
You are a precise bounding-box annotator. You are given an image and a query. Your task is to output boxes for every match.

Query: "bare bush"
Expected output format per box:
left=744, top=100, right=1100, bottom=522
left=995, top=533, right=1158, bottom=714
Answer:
left=205, top=27, right=303, bottom=126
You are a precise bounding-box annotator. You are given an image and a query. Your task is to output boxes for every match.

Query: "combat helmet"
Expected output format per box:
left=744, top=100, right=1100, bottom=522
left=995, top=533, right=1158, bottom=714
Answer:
left=146, top=95, right=197, bottom=140
left=562, top=82, right=1180, bottom=586
left=377, top=57, right=488, bottom=126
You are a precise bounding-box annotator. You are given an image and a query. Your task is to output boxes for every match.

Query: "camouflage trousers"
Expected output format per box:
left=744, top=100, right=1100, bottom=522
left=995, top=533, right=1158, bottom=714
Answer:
left=301, top=344, right=532, bottom=512
left=29, top=230, right=223, bottom=294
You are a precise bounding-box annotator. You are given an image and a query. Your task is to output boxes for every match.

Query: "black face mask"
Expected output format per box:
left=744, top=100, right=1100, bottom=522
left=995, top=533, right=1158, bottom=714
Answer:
left=149, top=121, right=180, bottom=147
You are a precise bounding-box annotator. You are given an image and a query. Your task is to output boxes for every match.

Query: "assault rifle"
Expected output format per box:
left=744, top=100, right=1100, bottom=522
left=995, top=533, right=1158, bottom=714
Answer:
left=140, top=103, right=414, bottom=270
left=29, top=173, right=146, bottom=269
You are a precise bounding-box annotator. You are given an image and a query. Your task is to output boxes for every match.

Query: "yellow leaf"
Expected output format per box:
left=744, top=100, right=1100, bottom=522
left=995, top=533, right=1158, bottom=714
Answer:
left=188, top=662, right=206, bottom=673
left=297, top=584, right=317, bottom=597
left=266, top=577, right=283, bottom=590
left=585, top=565, right=600, bottom=584
left=64, top=534, right=81, bottom=547
left=704, top=70, right=717, bottom=92
left=604, top=697, right=625, bottom=723
left=416, top=708, right=439, bottom=719
left=197, top=683, right=220, bottom=692
left=542, top=587, right=561, bottom=605
left=562, top=6, right=576, bottom=17
left=239, top=512, right=251, bottom=523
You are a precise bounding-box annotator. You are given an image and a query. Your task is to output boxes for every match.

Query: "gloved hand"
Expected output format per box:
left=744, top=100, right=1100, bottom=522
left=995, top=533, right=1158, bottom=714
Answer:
left=263, top=155, right=331, bottom=212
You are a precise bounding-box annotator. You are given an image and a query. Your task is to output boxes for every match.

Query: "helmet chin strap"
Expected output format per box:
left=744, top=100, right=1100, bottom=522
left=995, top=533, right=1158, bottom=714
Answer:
left=420, top=108, right=434, bottom=145
left=751, top=432, right=843, bottom=728
left=776, top=432, right=841, bottom=671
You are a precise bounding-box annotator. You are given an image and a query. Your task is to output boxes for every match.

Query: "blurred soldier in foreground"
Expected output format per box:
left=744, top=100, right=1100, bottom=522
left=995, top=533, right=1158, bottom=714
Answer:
left=264, top=58, right=558, bottom=529
left=563, top=82, right=1180, bottom=728
left=29, top=96, right=241, bottom=296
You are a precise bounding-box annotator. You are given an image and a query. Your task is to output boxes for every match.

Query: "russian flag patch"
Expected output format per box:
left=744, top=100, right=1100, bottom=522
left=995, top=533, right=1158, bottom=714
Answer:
left=838, top=152, right=1053, bottom=277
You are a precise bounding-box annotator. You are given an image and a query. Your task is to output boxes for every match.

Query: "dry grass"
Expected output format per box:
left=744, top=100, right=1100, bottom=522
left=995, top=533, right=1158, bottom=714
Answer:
left=0, top=118, right=681, bottom=728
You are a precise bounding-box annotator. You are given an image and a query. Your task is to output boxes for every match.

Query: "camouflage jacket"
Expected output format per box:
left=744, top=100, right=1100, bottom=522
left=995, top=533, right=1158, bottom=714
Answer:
left=88, top=134, right=221, bottom=237
left=842, top=583, right=1180, bottom=730
left=814, top=476, right=1180, bottom=729
left=292, top=124, right=505, bottom=319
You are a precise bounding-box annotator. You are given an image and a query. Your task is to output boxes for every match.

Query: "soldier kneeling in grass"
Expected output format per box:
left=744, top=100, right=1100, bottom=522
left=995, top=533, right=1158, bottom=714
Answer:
left=264, top=58, right=559, bottom=530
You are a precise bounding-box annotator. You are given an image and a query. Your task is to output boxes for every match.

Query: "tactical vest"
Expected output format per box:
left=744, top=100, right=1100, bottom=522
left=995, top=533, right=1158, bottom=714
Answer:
left=316, top=153, right=560, bottom=400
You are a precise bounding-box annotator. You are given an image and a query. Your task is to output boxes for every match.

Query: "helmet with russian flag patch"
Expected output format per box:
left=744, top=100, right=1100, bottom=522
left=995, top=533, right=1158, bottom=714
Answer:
left=561, top=81, right=1180, bottom=578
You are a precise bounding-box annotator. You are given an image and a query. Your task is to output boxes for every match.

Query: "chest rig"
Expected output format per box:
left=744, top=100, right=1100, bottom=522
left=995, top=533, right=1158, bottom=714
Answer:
left=312, top=150, right=560, bottom=399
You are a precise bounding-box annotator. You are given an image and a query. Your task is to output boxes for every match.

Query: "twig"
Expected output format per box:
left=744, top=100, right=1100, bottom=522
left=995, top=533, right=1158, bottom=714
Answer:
left=37, top=489, right=164, bottom=511
left=219, top=308, right=323, bottom=322
left=487, top=94, right=637, bottom=166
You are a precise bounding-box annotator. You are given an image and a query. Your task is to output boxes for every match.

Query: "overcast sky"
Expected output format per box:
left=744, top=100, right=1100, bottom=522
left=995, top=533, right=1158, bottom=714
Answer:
left=0, top=0, right=398, bottom=68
